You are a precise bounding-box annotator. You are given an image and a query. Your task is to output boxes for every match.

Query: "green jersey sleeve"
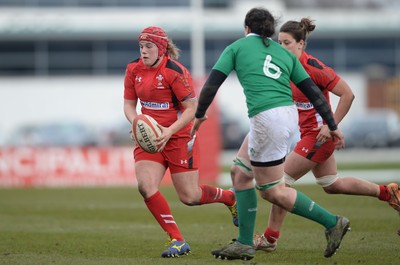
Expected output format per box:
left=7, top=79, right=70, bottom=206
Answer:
left=290, top=57, right=309, bottom=85
left=212, top=46, right=235, bottom=76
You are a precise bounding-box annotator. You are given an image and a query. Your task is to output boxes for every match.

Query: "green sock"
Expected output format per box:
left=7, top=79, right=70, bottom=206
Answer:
left=291, top=191, right=337, bottom=229
left=236, top=188, right=257, bottom=245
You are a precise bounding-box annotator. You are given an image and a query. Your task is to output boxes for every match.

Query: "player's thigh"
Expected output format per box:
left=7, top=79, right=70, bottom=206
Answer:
left=285, top=151, right=317, bottom=179
left=135, top=160, right=166, bottom=195
left=236, top=133, right=250, bottom=160
left=312, top=155, right=337, bottom=178
left=253, top=163, right=285, bottom=186
left=171, top=170, right=201, bottom=200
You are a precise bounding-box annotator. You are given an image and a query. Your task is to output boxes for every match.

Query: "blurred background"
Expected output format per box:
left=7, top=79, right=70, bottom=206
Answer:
left=0, top=0, right=399, bottom=187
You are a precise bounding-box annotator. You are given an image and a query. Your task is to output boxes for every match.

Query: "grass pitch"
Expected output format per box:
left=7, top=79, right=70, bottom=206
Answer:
left=0, top=185, right=399, bottom=265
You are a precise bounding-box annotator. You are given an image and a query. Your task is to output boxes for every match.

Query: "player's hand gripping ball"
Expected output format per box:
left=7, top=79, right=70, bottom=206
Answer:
left=132, top=114, right=162, bottom=153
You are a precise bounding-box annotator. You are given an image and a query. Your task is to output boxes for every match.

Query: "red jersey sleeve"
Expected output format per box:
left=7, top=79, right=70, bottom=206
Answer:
left=301, top=52, right=340, bottom=92
left=167, top=62, right=196, bottom=102
left=124, top=63, right=138, bottom=100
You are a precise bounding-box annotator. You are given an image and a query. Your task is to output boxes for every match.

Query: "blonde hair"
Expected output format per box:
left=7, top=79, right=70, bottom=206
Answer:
left=167, top=40, right=180, bottom=59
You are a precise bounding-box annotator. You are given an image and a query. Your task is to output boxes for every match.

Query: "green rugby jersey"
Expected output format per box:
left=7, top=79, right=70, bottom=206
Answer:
left=213, top=34, right=309, bottom=117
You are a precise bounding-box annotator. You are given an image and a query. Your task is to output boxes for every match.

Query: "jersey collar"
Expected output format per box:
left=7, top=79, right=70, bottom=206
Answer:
left=246, top=33, right=259, bottom=37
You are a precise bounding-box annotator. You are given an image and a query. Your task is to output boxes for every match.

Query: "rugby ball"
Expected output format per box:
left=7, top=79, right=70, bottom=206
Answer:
left=132, top=114, right=162, bottom=153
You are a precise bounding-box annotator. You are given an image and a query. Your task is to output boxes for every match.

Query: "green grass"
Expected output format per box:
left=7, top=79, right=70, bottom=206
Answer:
left=337, top=162, right=400, bottom=170
left=0, top=186, right=399, bottom=265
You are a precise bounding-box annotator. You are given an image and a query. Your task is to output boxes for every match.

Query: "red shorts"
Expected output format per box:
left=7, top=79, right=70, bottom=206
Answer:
left=134, top=135, right=199, bottom=174
left=293, top=133, right=335, bottom=163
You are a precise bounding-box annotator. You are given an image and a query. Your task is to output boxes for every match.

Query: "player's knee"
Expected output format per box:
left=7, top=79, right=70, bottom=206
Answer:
left=138, top=185, right=153, bottom=199
left=180, top=200, right=197, bottom=206
left=175, top=188, right=201, bottom=206
left=233, top=156, right=253, bottom=177
left=256, top=178, right=284, bottom=203
left=316, top=175, right=340, bottom=194
left=259, top=187, right=282, bottom=205
left=284, top=173, right=296, bottom=186
left=179, top=195, right=198, bottom=206
left=231, top=156, right=253, bottom=186
left=230, top=164, right=239, bottom=183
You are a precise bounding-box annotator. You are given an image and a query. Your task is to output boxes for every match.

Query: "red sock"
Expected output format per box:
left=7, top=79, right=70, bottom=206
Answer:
left=199, top=184, right=235, bottom=206
left=144, top=191, right=183, bottom=241
left=378, top=185, right=390, bottom=201
left=263, top=228, right=280, bottom=244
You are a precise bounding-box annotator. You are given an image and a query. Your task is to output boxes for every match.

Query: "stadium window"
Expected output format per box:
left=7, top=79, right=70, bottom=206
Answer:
left=0, top=41, right=35, bottom=76
left=346, top=37, right=397, bottom=74
left=48, top=40, right=93, bottom=75
left=106, top=40, right=138, bottom=74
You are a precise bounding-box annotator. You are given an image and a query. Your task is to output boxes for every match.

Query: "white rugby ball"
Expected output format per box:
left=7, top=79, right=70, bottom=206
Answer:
left=132, top=114, right=162, bottom=153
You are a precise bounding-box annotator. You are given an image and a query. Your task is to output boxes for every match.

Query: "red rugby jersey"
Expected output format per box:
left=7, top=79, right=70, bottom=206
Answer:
left=291, top=52, right=340, bottom=136
left=124, top=56, right=196, bottom=138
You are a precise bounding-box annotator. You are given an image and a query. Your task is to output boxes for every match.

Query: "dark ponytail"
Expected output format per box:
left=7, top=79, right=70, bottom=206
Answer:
left=244, top=7, right=277, bottom=47
left=280, top=17, right=316, bottom=43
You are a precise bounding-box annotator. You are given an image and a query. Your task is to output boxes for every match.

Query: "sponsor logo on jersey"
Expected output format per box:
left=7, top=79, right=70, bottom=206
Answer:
left=141, top=101, right=169, bottom=109
left=294, top=101, right=314, bottom=110
left=135, top=76, right=142, bottom=82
